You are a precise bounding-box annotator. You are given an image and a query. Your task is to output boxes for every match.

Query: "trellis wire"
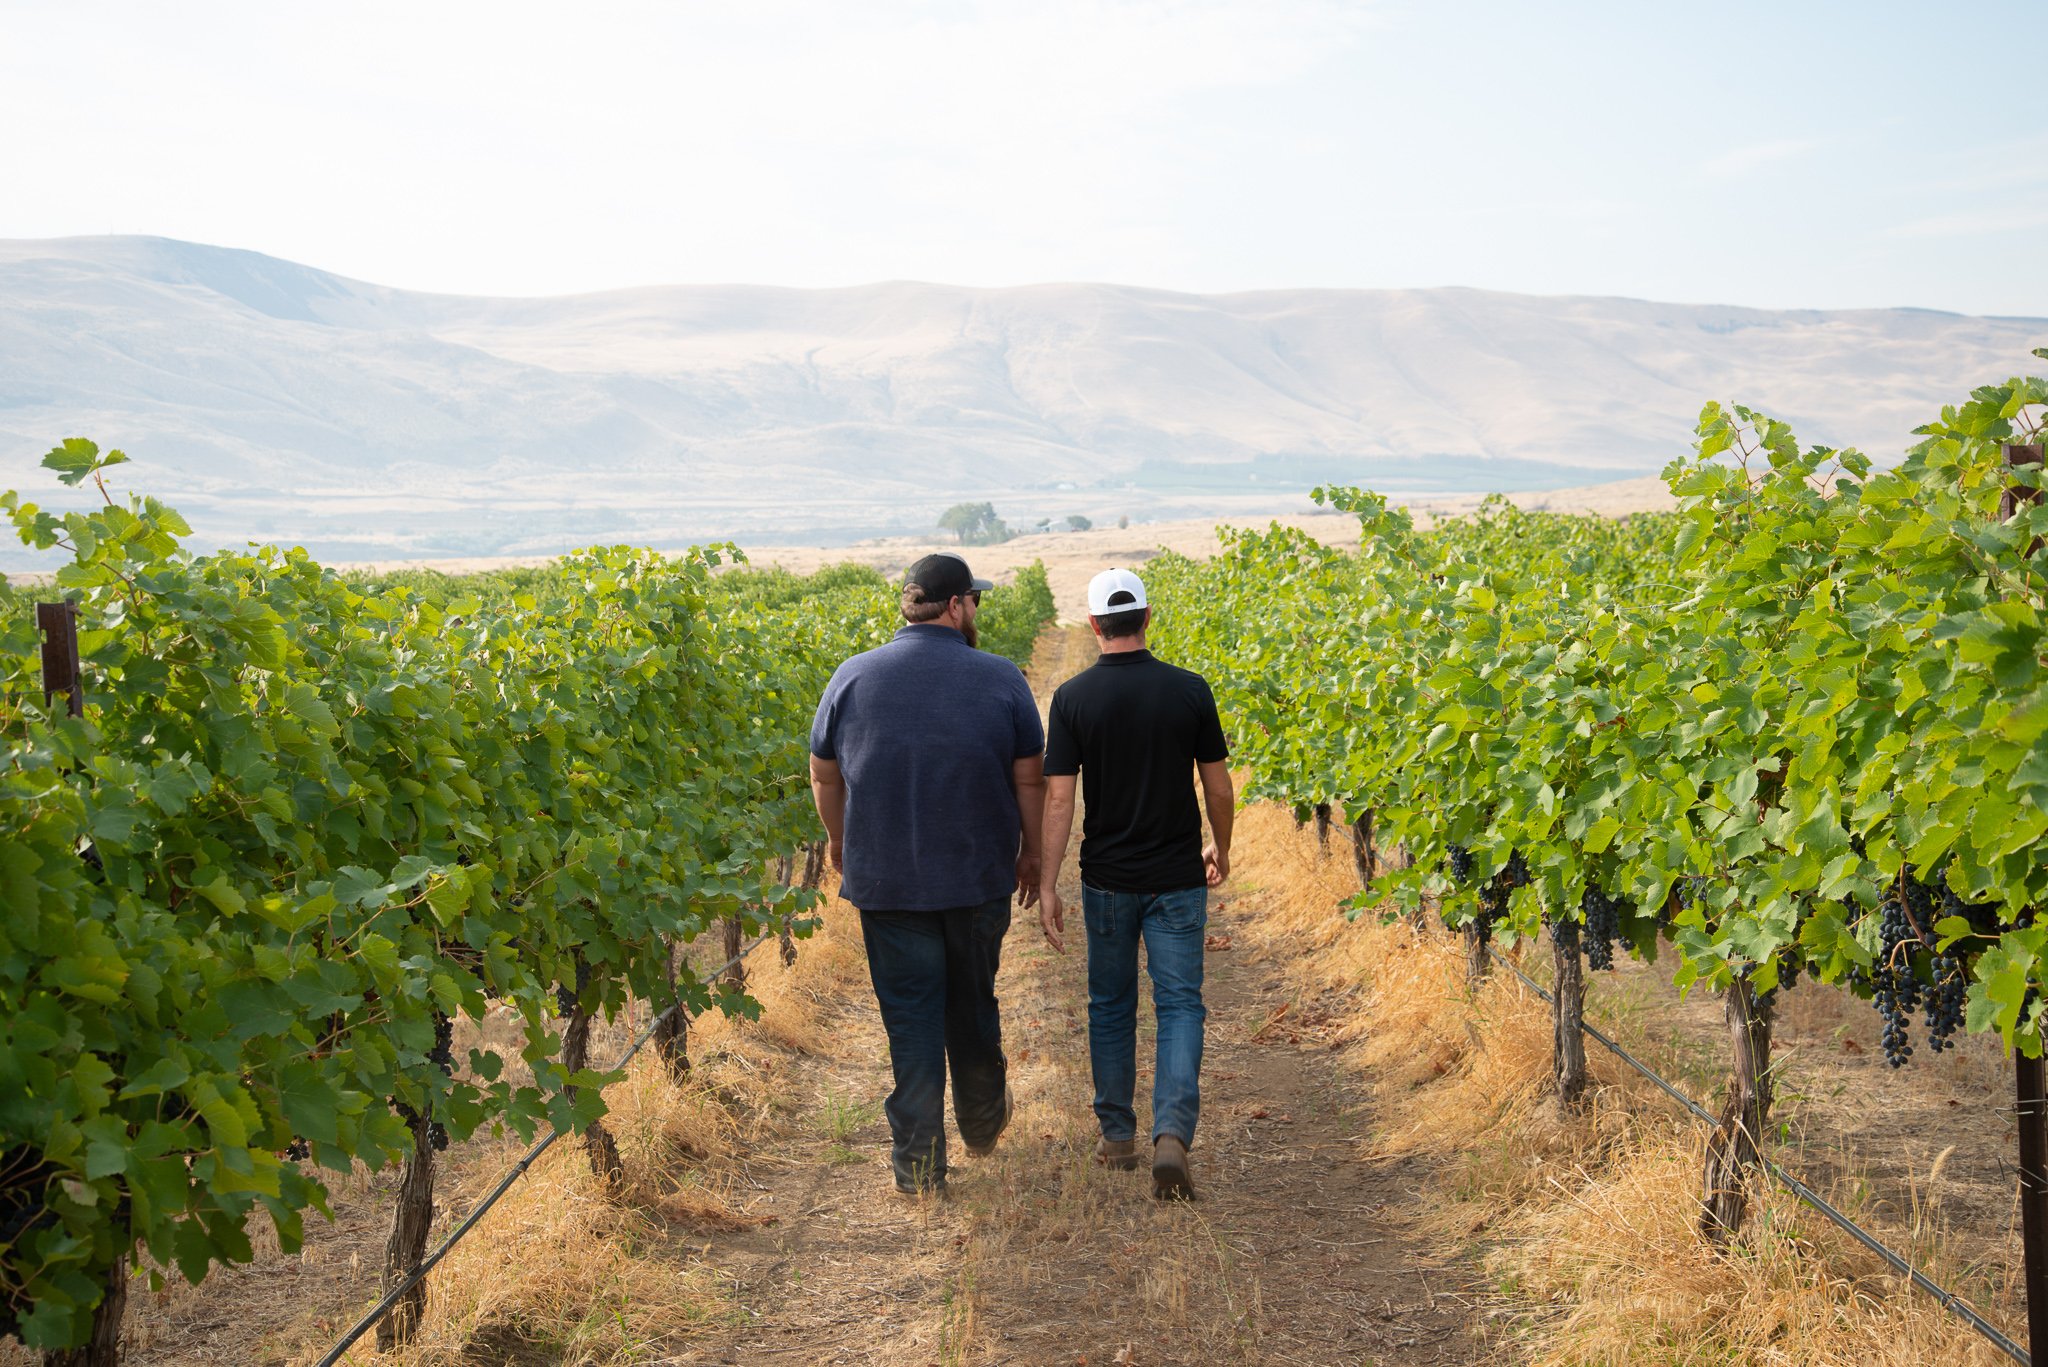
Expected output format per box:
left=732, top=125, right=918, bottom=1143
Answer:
left=1487, top=942, right=2028, bottom=1365
left=313, top=929, right=778, bottom=1367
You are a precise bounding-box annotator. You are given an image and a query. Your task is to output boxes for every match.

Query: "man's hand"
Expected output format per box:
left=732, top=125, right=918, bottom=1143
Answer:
left=1039, top=887, right=1066, bottom=953
left=1203, top=843, right=1230, bottom=888
left=1015, top=852, right=1042, bottom=909
left=827, top=839, right=844, bottom=872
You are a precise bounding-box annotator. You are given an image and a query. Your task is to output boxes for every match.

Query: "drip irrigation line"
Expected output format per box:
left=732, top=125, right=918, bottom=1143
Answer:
left=313, top=929, right=777, bottom=1367
left=1487, top=943, right=2029, bottom=1366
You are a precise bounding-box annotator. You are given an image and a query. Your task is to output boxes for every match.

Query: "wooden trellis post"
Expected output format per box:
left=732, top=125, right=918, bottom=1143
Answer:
left=37, top=600, right=83, bottom=717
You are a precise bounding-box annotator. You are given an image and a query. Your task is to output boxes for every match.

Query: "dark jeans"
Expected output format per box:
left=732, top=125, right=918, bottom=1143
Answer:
left=1081, top=883, right=1206, bottom=1147
left=858, top=897, right=1012, bottom=1191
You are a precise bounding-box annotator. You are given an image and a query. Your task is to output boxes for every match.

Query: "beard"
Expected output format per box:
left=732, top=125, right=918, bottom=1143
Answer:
left=962, top=619, right=979, bottom=649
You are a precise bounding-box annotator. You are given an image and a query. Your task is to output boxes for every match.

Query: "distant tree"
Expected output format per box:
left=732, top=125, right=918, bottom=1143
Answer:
left=938, top=502, right=987, bottom=543
left=1066, top=514, right=1093, bottom=532
left=1118, top=514, right=1130, bottom=529
left=1034, top=517, right=1052, bottom=532
left=938, top=501, right=1011, bottom=546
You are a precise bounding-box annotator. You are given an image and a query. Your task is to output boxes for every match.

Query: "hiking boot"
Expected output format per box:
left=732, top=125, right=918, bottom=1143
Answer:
left=1152, top=1134, right=1194, bottom=1201
left=1096, top=1137, right=1143, bottom=1171
left=964, top=1085, right=1013, bottom=1157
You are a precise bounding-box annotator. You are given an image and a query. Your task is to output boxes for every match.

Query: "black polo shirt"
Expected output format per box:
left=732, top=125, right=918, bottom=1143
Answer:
left=1044, top=649, right=1229, bottom=893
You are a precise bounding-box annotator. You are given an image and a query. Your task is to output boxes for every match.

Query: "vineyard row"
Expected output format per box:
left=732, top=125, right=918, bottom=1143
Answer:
left=1144, top=358, right=2048, bottom=1351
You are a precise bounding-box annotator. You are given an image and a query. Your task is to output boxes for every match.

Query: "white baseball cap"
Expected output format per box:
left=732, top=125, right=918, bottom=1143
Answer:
left=1087, top=567, right=1148, bottom=616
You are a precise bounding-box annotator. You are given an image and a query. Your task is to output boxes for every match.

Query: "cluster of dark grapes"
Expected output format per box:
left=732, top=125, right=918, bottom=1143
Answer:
left=387, top=1015, right=458, bottom=1152
left=430, top=1013, right=456, bottom=1069
left=1864, top=874, right=1975, bottom=1066
left=1445, top=844, right=1474, bottom=883
left=1924, top=953, right=1966, bottom=1052
left=1902, top=875, right=1938, bottom=937
left=1467, top=850, right=1530, bottom=941
left=1871, top=892, right=1922, bottom=1066
left=426, top=1014, right=455, bottom=1151
left=1580, top=886, right=1624, bottom=970
left=1548, top=914, right=1579, bottom=956
left=1937, top=878, right=2015, bottom=936
left=1501, top=849, right=1531, bottom=890
left=1755, top=957, right=1799, bottom=1014
left=1472, top=883, right=1507, bottom=941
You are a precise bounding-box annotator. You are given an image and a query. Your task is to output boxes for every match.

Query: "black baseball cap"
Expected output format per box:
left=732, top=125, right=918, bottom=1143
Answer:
left=904, top=550, right=994, bottom=602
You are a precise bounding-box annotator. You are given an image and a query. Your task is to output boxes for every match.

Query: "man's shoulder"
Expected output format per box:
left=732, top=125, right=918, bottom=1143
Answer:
left=825, top=638, right=897, bottom=682
left=1049, top=662, right=1106, bottom=703
left=834, top=635, right=1027, bottom=687
left=966, top=648, right=1034, bottom=698
left=1149, top=655, right=1211, bottom=687
left=1126, top=653, right=1213, bottom=696
left=964, top=645, right=1029, bottom=679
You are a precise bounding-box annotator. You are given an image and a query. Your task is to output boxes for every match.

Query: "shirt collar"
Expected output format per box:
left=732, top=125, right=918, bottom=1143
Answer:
left=895, top=623, right=966, bottom=644
left=1095, top=648, right=1153, bottom=666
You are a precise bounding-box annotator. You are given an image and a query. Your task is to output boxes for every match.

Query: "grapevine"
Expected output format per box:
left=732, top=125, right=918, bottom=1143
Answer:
left=1145, top=359, right=2048, bottom=1079
left=0, top=441, right=897, bottom=1350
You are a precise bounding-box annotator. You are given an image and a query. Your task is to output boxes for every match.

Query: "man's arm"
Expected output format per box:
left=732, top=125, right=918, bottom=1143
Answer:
left=1037, top=773, right=1077, bottom=951
left=1011, top=754, right=1046, bottom=910
left=809, top=754, right=847, bottom=871
left=1197, top=759, right=1234, bottom=887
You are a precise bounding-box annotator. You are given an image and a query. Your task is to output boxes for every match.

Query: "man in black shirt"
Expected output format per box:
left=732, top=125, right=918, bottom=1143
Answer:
left=1039, top=567, right=1232, bottom=1200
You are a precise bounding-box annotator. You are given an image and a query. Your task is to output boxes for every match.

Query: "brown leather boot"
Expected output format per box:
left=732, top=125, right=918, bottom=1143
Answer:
left=1152, top=1134, right=1194, bottom=1201
left=1096, top=1137, right=1142, bottom=1171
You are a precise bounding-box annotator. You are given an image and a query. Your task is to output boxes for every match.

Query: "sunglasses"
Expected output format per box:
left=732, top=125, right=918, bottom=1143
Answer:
left=966, top=589, right=982, bottom=606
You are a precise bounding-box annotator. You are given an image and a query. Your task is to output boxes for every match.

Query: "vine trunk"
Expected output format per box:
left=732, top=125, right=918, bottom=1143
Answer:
left=1347, top=809, right=1375, bottom=890
left=1700, top=976, right=1774, bottom=1240
left=1549, top=919, right=1588, bottom=1113
left=376, top=1109, right=436, bottom=1349
left=562, top=985, right=625, bottom=1190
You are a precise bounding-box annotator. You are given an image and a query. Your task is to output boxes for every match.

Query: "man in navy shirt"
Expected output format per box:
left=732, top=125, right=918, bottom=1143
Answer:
left=1038, top=567, right=1232, bottom=1200
left=809, top=550, right=1046, bottom=1195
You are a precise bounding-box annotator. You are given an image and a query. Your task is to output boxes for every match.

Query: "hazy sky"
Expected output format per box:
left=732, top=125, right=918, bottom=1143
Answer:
left=3, top=0, right=2043, bottom=312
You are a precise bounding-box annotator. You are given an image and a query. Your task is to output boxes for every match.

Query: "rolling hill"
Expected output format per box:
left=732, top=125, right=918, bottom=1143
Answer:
left=1, top=235, right=2040, bottom=567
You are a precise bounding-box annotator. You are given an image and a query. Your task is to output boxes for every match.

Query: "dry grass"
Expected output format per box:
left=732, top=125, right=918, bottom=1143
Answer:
left=364, top=1128, right=741, bottom=1367
left=347, top=898, right=878, bottom=1365
left=1224, top=798, right=2026, bottom=1366
left=912, top=1067, right=1270, bottom=1366
left=356, top=900, right=880, bottom=1365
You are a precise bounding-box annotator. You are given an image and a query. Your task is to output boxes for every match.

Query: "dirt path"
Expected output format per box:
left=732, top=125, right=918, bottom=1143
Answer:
left=676, top=627, right=1478, bottom=1365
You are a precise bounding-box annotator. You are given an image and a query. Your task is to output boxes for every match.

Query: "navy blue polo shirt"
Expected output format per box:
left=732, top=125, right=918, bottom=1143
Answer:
left=810, top=624, right=1045, bottom=911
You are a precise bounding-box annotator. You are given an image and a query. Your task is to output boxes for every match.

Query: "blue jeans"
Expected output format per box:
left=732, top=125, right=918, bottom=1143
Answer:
left=858, top=898, right=1012, bottom=1191
left=1082, top=884, right=1206, bottom=1147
